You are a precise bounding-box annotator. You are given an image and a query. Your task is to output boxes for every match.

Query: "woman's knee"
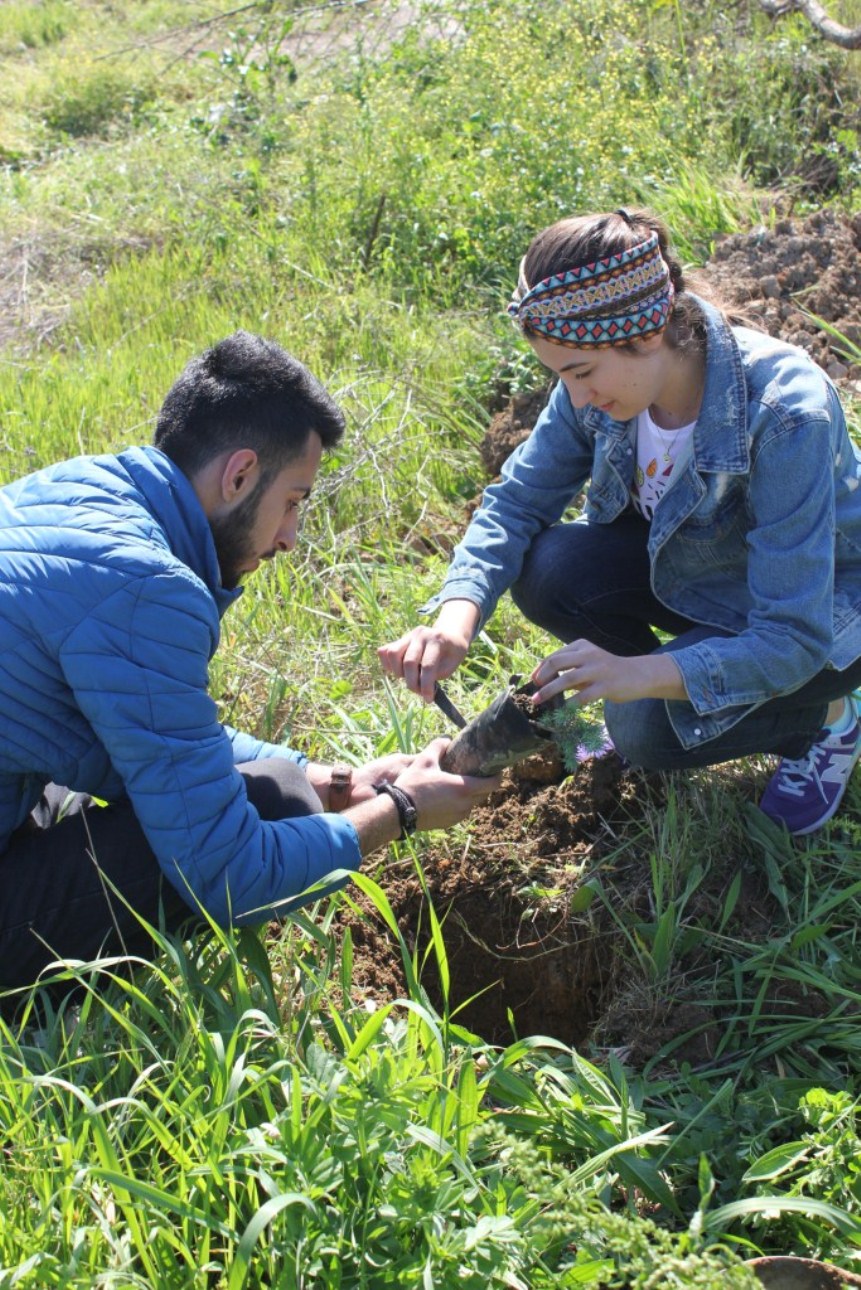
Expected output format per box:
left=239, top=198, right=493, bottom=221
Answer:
left=604, top=699, right=681, bottom=770
left=511, top=540, right=556, bottom=623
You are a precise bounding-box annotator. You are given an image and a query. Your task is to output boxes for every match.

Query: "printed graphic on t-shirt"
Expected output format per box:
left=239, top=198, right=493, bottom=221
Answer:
left=631, top=409, right=695, bottom=521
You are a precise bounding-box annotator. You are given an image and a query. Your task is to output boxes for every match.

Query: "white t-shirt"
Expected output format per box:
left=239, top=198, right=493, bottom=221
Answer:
left=631, top=407, right=695, bottom=520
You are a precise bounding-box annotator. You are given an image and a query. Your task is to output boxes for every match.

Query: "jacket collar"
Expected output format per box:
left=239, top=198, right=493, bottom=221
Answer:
left=690, top=295, right=749, bottom=473
left=118, top=446, right=242, bottom=614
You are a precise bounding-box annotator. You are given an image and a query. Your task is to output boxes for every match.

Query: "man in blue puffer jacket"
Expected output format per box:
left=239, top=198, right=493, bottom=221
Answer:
left=0, top=331, right=495, bottom=996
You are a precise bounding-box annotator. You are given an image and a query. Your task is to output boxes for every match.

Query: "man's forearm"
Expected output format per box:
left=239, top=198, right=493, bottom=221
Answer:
left=345, top=794, right=405, bottom=857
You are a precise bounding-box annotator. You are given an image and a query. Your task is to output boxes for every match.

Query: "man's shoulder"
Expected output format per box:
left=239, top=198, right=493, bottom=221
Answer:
left=1, top=448, right=212, bottom=593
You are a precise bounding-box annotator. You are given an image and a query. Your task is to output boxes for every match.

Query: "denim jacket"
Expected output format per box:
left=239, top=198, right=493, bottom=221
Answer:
left=425, top=297, right=861, bottom=749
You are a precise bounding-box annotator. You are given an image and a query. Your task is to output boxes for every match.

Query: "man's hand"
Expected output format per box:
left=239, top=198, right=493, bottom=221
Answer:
left=392, top=738, right=501, bottom=831
left=349, top=754, right=414, bottom=805
left=345, top=737, right=501, bottom=856
left=305, top=754, right=414, bottom=811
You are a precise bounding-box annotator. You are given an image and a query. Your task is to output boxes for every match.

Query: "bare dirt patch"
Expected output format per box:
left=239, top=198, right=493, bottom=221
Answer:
left=0, top=229, right=153, bottom=356
left=0, top=233, right=82, bottom=354
left=341, top=209, right=861, bottom=1062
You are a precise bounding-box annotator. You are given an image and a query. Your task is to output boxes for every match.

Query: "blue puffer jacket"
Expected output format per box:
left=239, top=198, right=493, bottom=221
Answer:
left=0, top=445, right=361, bottom=924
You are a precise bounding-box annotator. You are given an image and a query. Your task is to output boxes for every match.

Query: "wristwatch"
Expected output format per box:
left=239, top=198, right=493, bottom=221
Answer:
left=329, top=763, right=353, bottom=811
left=375, top=783, right=418, bottom=840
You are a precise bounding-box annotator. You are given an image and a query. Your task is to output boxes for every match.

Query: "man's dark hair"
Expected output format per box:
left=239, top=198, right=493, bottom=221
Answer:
left=154, top=331, right=345, bottom=481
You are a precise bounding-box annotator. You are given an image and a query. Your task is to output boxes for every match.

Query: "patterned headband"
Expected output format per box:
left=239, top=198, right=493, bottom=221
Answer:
left=508, top=231, right=674, bottom=348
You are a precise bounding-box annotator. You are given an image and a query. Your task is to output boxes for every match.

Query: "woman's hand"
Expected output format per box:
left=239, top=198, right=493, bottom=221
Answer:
left=378, top=600, right=480, bottom=701
left=531, top=640, right=686, bottom=706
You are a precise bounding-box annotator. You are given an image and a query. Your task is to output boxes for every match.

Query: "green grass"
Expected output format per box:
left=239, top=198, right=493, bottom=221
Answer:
left=1, top=0, right=861, bottom=1282
left=0, top=896, right=766, bottom=1288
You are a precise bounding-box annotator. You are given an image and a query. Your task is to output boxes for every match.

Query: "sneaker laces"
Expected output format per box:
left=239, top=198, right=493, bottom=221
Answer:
left=774, top=746, right=828, bottom=801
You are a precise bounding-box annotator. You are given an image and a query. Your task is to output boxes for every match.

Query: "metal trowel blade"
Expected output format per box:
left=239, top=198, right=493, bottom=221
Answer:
left=433, top=682, right=468, bottom=729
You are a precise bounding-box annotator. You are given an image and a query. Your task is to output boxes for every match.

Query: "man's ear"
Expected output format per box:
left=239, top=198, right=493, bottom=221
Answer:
left=219, top=449, right=259, bottom=504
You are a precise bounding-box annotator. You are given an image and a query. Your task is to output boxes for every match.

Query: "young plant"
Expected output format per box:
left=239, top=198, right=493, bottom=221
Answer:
left=541, top=698, right=612, bottom=770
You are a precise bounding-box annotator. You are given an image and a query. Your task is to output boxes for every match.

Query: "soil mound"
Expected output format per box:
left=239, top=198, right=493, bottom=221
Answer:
left=701, top=208, right=861, bottom=381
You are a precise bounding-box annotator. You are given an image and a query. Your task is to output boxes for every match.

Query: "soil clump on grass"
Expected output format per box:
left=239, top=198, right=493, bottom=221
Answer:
left=339, top=209, right=861, bottom=1062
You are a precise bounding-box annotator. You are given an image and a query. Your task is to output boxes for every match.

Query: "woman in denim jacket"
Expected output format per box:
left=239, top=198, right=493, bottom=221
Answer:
left=379, top=208, right=861, bottom=835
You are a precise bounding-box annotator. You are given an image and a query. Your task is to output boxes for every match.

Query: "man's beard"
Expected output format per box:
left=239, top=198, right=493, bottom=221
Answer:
left=208, top=485, right=267, bottom=591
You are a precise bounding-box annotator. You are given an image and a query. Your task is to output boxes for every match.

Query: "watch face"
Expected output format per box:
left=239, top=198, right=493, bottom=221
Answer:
left=330, top=765, right=352, bottom=807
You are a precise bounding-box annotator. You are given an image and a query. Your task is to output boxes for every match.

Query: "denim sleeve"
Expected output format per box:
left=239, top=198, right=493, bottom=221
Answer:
left=421, top=383, right=594, bottom=631
left=670, top=407, right=839, bottom=730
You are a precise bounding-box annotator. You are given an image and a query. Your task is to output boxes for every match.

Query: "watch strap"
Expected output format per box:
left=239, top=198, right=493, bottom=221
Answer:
left=375, top=783, right=418, bottom=840
left=329, top=763, right=353, bottom=811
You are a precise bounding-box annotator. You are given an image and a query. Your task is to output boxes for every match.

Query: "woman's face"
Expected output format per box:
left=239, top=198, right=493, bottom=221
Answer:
left=529, top=332, right=669, bottom=422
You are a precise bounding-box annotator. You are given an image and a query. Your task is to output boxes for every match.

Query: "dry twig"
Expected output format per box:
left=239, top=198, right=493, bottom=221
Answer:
left=757, top=0, right=861, bottom=49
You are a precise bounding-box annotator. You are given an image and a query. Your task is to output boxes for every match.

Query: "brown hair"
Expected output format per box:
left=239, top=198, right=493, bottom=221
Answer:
left=519, top=207, right=746, bottom=356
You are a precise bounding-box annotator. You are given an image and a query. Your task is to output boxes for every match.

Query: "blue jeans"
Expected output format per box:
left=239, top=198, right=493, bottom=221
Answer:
left=510, top=511, right=861, bottom=770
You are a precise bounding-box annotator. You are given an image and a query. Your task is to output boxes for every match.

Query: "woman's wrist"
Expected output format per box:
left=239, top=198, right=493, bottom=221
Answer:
left=435, top=598, right=481, bottom=643
left=635, top=652, right=687, bottom=700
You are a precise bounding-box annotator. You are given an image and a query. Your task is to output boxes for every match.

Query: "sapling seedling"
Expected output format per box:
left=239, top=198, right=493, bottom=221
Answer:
left=539, top=698, right=612, bottom=771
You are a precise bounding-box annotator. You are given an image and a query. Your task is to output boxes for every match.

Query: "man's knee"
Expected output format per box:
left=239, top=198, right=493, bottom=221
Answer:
left=240, top=758, right=323, bottom=820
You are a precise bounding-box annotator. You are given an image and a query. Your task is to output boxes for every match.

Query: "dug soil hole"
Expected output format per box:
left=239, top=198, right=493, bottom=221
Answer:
left=344, top=752, right=633, bottom=1047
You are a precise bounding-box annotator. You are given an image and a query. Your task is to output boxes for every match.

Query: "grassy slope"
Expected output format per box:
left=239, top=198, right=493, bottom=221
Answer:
left=1, top=0, right=860, bottom=1284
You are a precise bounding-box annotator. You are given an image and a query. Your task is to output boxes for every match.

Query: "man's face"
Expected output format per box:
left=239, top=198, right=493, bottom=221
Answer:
left=210, top=432, right=323, bottom=589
